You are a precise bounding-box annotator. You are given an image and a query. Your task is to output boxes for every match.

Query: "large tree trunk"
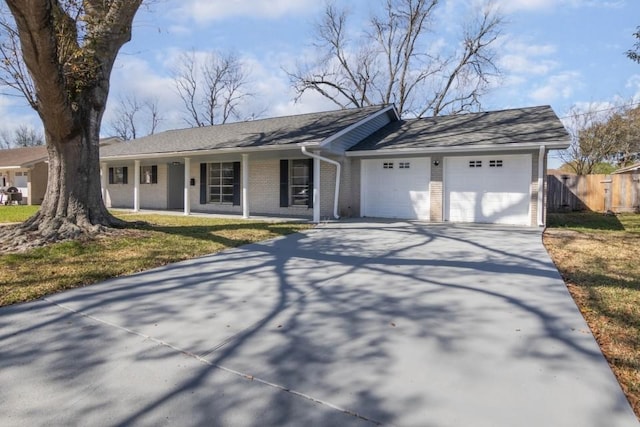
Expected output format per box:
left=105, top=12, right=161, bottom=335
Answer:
left=23, top=108, right=124, bottom=240
left=0, top=1, right=142, bottom=251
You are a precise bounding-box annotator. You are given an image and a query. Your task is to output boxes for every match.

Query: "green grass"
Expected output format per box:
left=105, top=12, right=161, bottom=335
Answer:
left=0, top=205, right=39, bottom=223
left=0, top=214, right=311, bottom=306
left=544, top=212, right=640, bottom=418
left=547, top=211, right=640, bottom=232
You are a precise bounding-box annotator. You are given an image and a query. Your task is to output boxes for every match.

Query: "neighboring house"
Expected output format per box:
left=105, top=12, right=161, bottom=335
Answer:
left=99, top=104, right=570, bottom=226
left=612, top=162, right=640, bottom=175
left=0, top=146, right=48, bottom=205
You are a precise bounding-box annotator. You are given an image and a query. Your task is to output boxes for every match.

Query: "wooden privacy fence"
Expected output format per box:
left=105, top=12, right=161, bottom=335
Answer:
left=547, top=173, right=640, bottom=213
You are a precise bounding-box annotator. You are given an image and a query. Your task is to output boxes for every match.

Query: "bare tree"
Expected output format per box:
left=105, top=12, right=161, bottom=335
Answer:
left=0, top=124, right=44, bottom=148
left=172, top=50, right=251, bottom=127
left=108, top=95, right=162, bottom=140
left=559, top=104, right=639, bottom=175
left=288, top=0, right=502, bottom=117
left=0, top=1, right=142, bottom=249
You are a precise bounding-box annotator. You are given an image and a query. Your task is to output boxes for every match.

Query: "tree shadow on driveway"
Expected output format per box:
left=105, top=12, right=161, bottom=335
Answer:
left=0, top=222, right=636, bottom=426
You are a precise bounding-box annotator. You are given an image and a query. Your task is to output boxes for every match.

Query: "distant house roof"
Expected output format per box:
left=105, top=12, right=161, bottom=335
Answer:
left=100, top=105, right=388, bottom=159
left=0, top=146, right=47, bottom=168
left=612, top=162, right=640, bottom=174
left=348, top=105, right=570, bottom=153
left=547, top=168, right=576, bottom=176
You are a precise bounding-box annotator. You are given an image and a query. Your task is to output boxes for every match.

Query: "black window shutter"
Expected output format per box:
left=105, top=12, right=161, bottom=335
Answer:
left=232, top=161, right=241, bottom=206
left=307, top=158, right=314, bottom=208
left=122, top=167, right=128, bottom=184
left=151, top=165, right=158, bottom=184
left=280, top=159, right=289, bottom=207
left=108, top=168, right=114, bottom=184
left=200, top=163, right=207, bottom=204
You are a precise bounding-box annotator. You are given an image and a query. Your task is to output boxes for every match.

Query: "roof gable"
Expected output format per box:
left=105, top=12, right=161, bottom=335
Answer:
left=349, top=105, right=570, bottom=152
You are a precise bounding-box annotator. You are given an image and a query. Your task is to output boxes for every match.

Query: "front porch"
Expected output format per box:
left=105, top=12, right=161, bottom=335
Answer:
left=101, top=150, right=344, bottom=224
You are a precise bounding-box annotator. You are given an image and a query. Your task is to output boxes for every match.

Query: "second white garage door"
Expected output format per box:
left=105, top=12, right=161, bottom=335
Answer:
left=361, top=158, right=430, bottom=220
left=445, top=154, right=532, bottom=225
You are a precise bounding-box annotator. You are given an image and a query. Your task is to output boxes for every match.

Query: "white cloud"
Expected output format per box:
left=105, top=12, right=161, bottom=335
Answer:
left=496, top=0, right=624, bottom=13
left=529, top=71, right=582, bottom=103
left=106, top=55, right=184, bottom=134
left=173, top=0, right=321, bottom=24
left=500, top=54, right=558, bottom=75
left=497, top=39, right=558, bottom=76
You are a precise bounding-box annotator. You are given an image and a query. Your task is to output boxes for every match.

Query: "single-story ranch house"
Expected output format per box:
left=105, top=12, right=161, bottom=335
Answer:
left=99, top=104, right=570, bottom=226
left=0, top=145, right=48, bottom=205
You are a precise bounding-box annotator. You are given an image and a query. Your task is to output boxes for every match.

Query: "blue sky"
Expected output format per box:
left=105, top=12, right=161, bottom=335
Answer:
left=1, top=0, right=639, bottom=166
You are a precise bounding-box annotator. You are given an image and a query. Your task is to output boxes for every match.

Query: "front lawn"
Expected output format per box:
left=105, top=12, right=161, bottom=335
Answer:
left=0, top=213, right=311, bottom=306
left=544, top=212, right=640, bottom=418
left=0, top=205, right=39, bottom=223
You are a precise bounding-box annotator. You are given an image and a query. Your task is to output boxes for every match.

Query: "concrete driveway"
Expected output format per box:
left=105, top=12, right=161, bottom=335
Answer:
left=0, top=222, right=637, bottom=426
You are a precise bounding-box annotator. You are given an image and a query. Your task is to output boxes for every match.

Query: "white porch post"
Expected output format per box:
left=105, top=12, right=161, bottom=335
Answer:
left=133, top=160, right=140, bottom=212
left=313, top=156, right=320, bottom=223
left=100, top=162, right=107, bottom=205
left=538, top=146, right=546, bottom=227
left=184, top=157, right=191, bottom=215
left=242, top=153, right=249, bottom=218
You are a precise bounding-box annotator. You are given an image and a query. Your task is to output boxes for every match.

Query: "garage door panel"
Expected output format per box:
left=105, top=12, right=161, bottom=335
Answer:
left=445, top=155, right=531, bottom=225
left=362, top=158, right=430, bottom=220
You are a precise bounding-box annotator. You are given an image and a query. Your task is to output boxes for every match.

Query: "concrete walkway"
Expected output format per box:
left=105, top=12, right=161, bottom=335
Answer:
left=0, top=222, right=637, bottom=426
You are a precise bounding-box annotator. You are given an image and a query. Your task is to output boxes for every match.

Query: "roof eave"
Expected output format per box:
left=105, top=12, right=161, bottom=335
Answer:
left=346, top=141, right=570, bottom=157
left=100, top=143, right=319, bottom=161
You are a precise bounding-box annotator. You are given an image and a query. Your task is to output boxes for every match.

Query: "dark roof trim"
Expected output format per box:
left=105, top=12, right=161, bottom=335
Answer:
left=346, top=141, right=567, bottom=157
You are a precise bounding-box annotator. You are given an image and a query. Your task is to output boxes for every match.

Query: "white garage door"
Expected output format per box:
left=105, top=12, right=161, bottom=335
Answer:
left=361, top=158, right=430, bottom=220
left=445, top=154, right=531, bottom=225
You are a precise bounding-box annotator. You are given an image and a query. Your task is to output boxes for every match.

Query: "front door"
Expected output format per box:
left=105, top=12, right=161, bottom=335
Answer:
left=167, top=163, right=185, bottom=210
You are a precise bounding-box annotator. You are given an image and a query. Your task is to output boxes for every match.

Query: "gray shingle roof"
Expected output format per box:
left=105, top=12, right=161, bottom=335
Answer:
left=100, top=105, right=387, bottom=158
left=349, top=105, right=570, bottom=152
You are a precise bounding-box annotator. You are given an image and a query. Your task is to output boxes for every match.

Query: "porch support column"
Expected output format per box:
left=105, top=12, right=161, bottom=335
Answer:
left=184, top=157, right=191, bottom=215
left=242, top=153, right=249, bottom=218
left=537, top=146, right=546, bottom=227
left=100, top=162, right=107, bottom=205
left=313, top=156, right=320, bottom=223
left=133, top=160, right=140, bottom=212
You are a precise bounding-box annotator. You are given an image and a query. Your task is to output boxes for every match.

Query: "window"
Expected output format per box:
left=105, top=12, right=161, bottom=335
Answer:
left=290, top=159, right=310, bottom=206
left=108, top=167, right=128, bottom=184
left=489, top=160, right=503, bottom=168
left=469, top=160, right=482, bottom=168
left=399, top=162, right=410, bottom=169
left=280, top=159, right=312, bottom=208
left=208, top=162, right=235, bottom=203
left=383, top=162, right=394, bottom=169
left=140, top=165, right=158, bottom=184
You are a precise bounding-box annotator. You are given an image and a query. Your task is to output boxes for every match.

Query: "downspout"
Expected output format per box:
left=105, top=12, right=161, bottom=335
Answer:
left=538, top=145, right=546, bottom=227
left=301, top=146, right=341, bottom=220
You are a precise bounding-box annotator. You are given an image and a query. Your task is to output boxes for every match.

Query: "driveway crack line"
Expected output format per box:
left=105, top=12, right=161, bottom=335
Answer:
left=43, top=297, right=386, bottom=426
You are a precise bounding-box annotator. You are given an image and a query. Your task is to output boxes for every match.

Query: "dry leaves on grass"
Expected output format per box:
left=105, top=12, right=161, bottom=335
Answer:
left=544, top=228, right=640, bottom=418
